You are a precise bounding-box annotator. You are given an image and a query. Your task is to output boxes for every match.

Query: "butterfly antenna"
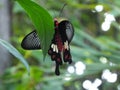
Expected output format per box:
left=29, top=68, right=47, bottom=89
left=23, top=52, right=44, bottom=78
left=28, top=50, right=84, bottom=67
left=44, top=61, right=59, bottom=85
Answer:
left=59, top=3, right=67, bottom=17
left=53, top=10, right=57, bottom=18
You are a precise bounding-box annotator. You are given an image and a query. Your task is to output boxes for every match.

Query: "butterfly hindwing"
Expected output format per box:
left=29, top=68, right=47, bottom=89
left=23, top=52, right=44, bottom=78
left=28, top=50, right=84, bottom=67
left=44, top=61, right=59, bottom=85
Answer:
left=63, top=40, right=72, bottom=64
left=48, top=45, right=62, bottom=75
left=21, top=30, right=41, bottom=50
left=48, top=35, right=63, bottom=65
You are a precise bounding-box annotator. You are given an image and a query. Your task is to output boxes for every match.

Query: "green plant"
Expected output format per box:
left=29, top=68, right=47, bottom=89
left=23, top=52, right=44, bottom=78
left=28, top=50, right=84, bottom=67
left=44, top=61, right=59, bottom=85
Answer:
left=16, top=0, right=54, bottom=58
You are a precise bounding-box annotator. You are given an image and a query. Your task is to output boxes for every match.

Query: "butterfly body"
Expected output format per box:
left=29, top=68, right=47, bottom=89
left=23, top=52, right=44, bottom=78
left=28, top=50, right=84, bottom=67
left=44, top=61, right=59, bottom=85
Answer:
left=21, top=18, right=74, bottom=75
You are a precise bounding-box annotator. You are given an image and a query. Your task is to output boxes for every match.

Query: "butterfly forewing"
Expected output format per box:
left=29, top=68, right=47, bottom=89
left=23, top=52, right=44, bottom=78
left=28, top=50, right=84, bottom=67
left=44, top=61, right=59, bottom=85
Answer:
left=21, top=30, right=41, bottom=50
left=58, top=20, right=74, bottom=43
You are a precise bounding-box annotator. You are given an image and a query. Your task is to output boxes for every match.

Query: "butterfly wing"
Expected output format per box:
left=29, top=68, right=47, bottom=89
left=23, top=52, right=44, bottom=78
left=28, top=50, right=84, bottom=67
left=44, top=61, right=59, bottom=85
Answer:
left=63, top=41, right=72, bottom=64
left=48, top=33, right=63, bottom=75
left=21, top=30, right=41, bottom=50
left=58, top=20, right=74, bottom=43
left=58, top=20, right=74, bottom=64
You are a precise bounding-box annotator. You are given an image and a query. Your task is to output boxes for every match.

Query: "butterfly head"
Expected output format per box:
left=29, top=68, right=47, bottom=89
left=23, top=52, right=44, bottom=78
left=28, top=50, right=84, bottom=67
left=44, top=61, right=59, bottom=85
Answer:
left=54, top=18, right=68, bottom=29
left=54, top=17, right=67, bottom=23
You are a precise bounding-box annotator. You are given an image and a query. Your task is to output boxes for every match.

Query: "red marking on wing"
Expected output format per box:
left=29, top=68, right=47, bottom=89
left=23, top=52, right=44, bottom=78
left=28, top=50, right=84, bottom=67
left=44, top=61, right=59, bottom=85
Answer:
left=65, top=54, right=68, bottom=59
left=55, top=33, right=63, bottom=51
left=52, top=55, right=56, bottom=59
left=57, top=58, right=61, bottom=62
left=48, top=50, right=52, bottom=54
left=63, top=49, right=72, bottom=64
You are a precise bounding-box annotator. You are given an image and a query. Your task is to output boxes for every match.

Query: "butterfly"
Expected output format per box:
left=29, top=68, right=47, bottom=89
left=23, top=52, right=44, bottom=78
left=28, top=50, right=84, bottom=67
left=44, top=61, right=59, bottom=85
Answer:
left=21, top=18, right=74, bottom=75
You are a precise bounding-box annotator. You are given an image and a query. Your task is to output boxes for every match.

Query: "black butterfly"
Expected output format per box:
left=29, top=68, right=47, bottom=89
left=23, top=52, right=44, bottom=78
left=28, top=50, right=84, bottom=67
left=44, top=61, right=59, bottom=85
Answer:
left=21, top=19, right=74, bottom=75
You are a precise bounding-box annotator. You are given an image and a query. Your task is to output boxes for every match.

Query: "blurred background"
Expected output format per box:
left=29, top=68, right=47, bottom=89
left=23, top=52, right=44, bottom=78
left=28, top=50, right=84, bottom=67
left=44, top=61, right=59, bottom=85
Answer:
left=0, top=0, right=120, bottom=90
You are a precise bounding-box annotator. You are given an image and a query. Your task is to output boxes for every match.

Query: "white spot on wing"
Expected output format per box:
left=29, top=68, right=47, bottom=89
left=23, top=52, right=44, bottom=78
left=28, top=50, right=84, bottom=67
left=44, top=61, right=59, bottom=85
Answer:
left=55, top=45, right=58, bottom=53
left=51, top=44, right=59, bottom=53
left=51, top=44, right=54, bottom=48
left=64, top=41, right=69, bottom=50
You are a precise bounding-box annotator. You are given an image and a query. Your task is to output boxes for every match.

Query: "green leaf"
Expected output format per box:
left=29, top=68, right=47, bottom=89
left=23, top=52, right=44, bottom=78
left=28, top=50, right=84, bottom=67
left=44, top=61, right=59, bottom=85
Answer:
left=0, top=39, right=30, bottom=74
left=16, top=0, right=54, bottom=58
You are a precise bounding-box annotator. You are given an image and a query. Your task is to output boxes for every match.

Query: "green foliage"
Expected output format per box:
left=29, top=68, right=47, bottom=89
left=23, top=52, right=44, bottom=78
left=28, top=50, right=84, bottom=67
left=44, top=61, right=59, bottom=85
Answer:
left=16, top=0, right=54, bottom=58
left=1, top=64, right=43, bottom=90
left=0, top=39, right=30, bottom=74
